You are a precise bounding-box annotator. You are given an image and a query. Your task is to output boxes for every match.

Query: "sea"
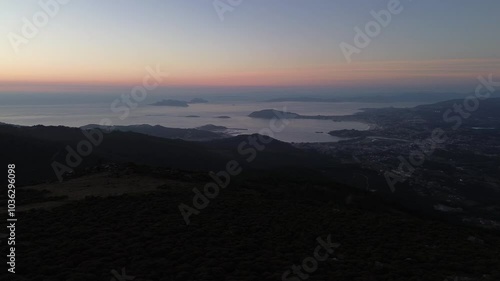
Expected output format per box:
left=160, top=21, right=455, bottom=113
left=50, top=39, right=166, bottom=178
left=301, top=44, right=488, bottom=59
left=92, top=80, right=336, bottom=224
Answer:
left=0, top=95, right=423, bottom=143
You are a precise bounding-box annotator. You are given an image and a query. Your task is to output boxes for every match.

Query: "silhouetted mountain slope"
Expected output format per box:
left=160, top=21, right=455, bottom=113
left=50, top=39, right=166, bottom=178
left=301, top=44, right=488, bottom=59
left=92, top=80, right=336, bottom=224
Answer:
left=81, top=124, right=228, bottom=141
left=10, top=166, right=500, bottom=280
left=0, top=124, right=86, bottom=142
left=0, top=124, right=328, bottom=185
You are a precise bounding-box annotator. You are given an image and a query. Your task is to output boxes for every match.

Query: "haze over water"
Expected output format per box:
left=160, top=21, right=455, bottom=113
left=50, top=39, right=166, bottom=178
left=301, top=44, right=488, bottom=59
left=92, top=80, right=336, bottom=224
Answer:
left=0, top=95, right=423, bottom=142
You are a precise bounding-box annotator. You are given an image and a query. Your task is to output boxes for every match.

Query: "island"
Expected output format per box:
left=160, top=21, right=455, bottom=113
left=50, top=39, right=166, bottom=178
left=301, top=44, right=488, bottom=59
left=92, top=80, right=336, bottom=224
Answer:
left=150, top=99, right=189, bottom=107
left=248, top=109, right=300, bottom=119
left=196, top=124, right=227, bottom=132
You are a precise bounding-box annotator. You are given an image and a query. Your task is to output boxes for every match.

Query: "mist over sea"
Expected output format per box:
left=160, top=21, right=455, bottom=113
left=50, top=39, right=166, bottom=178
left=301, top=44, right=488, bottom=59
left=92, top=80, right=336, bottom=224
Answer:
left=0, top=93, right=424, bottom=142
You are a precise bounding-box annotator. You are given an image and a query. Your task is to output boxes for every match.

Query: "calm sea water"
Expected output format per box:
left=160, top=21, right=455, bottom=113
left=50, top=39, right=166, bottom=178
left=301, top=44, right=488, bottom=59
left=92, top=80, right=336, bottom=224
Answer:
left=0, top=101, right=421, bottom=143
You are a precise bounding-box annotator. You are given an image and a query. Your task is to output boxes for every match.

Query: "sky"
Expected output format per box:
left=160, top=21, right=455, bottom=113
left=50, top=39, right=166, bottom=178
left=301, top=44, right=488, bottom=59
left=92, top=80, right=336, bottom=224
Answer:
left=1, top=0, right=499, bottom=95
